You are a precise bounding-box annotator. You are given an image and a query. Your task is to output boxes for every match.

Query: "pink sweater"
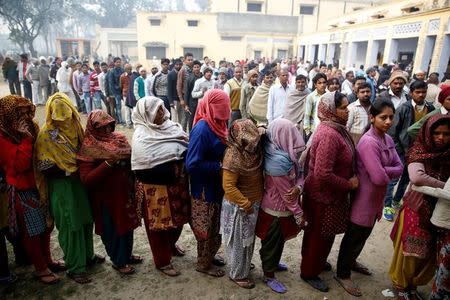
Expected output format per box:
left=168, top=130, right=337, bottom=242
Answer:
left=350, top=127, right=403, bottom=227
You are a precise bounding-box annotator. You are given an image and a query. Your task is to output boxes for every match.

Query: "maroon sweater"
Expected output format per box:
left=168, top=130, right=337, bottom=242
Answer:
left=79, top=160, right=139, bottom=236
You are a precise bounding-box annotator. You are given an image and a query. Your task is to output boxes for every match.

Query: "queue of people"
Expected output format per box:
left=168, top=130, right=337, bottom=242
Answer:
left=1, top=52, right=450, bottom=299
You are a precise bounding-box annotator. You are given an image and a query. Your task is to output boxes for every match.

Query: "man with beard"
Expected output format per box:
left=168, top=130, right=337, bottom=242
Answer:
left=239, top=70, right=259, bottom=119
left=283, top=74, right=310, bottom=135
left=177, top=53, right=194, bottom=120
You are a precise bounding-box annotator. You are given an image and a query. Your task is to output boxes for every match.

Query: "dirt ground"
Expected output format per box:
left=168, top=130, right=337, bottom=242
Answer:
left=0, top=82, right=432, bottom=299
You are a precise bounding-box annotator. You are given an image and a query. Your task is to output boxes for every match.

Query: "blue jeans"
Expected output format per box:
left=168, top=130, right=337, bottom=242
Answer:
left=92, top=91, right=102, bottom=110
left=113, top=94, right=123, bottom=124
left=384, top=154, right=409, bottom=207
left=83, top=92, right=92, bottom=114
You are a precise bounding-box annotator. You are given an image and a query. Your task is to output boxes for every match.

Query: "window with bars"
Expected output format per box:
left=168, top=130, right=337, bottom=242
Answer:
left=300, top=5, right=315, bottom=15
left=146, top=47, right=166, bottom=59
left=183, top=47, right=203, bottom=59
left=149, top=19, right=161, bottom=26
left=247, top=2, right=262, bottom=12
left=187, top=20, right=199, bottom=27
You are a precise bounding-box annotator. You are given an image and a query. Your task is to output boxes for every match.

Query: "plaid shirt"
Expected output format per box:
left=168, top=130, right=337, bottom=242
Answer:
left=153, top=72, right=168, bottom=97
left=346, top=100, right=370, bottom=140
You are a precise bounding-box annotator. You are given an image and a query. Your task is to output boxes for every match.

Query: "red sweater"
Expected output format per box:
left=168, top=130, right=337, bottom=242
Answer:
left=79, top=160, right=139, bottom=236
left=0, top=135, right=36, bottom=190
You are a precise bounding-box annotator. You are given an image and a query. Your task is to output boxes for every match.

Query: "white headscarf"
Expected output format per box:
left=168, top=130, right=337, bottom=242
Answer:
left=131, top=96, right=189, bottom=170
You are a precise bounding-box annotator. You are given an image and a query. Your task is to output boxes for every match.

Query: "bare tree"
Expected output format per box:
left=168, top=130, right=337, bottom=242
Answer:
left=0, top=0, right=65, bottom=56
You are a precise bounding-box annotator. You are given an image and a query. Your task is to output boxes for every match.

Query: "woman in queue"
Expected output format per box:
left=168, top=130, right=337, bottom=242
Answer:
left=131, top=96, right=190, bottom=276
left=78, top=110, right=141, bottom=275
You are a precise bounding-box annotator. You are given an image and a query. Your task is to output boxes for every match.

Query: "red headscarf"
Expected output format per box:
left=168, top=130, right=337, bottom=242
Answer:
left=192, top=89, right=231, bottom=143
left=438, top=85, right=450, bottom=104
left=77, top=110, right=131, bottom=162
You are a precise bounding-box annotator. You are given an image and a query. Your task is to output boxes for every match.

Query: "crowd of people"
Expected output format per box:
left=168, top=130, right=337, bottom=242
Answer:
left=1, top=51, right=450, bottom=300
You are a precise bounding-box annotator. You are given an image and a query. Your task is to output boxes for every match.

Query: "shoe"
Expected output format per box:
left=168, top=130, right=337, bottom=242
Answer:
left=383, top=207, right=395, bottom=222
left=263, top=277, right=287, bottom=293
left=323, top=261, right=332, bottom=272
left=302, top=276, right=329, bottom=292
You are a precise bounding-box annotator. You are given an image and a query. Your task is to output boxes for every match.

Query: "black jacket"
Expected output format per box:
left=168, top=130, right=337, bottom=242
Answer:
left=184, top=73, right=202, bottom=108
left=388, top=100, right=435, bottom=156
left=167, top=69, right=179, bottom=105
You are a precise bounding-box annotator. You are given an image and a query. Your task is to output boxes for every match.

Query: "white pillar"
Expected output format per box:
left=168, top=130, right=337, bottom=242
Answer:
left=366, top=39, right=380, bottom=67
left=318, top=44, right=326, bottom=64
left=346, top=42, right=357, bottom=69
left=384, top=38, right=398, bottom=64
left=326, top=43, right=336, bottom=65
left=419, top=36, right=436, bottom=72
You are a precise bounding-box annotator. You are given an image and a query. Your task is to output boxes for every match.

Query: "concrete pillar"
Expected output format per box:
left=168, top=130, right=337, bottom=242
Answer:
left=326, top=44, right=336, bottom=65
left=346, top=42, right=357, bottom=69
left=429, top=16, right=450, bottom=77
left=365, top=39, right=380, bottom=67
left=318, top=44, right=327, bottom=64
left=383, top=38, right=398, bottom=65
left=412, top=20, right=430, bottom=74
left=308, top=45, right=315, bottom=62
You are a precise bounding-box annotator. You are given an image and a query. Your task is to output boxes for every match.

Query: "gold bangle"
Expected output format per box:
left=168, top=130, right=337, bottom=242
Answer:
left=104, top=160, right=113, bottom=167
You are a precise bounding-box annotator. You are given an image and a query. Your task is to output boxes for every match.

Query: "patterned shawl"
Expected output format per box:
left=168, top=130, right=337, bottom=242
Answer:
left=223, top=119, right=262, bottom=175
left=34, top=92, right=84, bottom=209
left=0, top=95, right=39, bottom=143
left=318, top=91, right=356, bottom=167
left=77, top=110, right=131, bottom=162
left=131, top=96, right=188, bottom=170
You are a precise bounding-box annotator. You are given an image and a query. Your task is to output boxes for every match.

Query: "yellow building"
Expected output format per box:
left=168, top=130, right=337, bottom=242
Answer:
left=136, top=0, right=383, bottom=67
left=297, top=0, right=450, bottom=75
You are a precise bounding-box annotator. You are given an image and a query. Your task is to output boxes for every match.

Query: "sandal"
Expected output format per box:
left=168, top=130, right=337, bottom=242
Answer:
left=128, top=255, right=143, bottom=265
left=112, top=264, right=135, bottom=275
left=35, top=271, right=60, bottom=284
left=230, top=277, right=255, bottom=289
left=334, top=275, right=362, bottom=297
left=48, top=260, right=67, bottom=273
left=196, top=266, right=225, bottom=277
left=352, top=261, right=372, bottom=276
left=66, top=271, right=92, bottom=284
left=263, top=277, right=287, bottom=294
left=159, top=264, right=180, bottom=277
left=212, top=255, right=226, bottom=267
left=172, top=245, right=186, bottom=257
left=87, top=254, right=105, bottom=266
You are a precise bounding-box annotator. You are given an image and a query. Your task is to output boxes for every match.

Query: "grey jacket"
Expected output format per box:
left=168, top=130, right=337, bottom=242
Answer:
left=38, top=64, right=50, bottom=86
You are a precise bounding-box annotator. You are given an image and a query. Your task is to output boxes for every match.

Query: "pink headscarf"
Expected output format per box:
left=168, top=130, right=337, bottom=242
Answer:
left=192, top=89, right=231, bottom=144
left=267, top=118, right=305, bottom=171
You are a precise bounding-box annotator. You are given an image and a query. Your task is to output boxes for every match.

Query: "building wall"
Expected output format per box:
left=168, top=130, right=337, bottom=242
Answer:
left=297, top=3, right=450, bottom=76
left=136, top=11, right=296, bottom=67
